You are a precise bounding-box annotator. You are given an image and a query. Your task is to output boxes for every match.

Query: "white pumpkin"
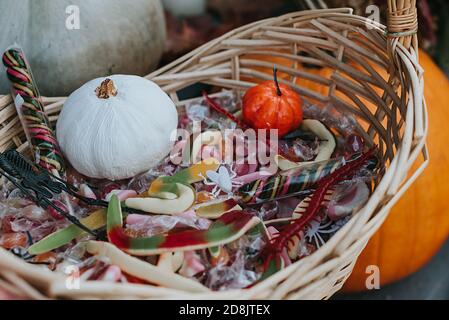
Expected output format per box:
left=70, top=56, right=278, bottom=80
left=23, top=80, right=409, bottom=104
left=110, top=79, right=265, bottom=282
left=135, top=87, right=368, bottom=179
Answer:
left=56, top=75, right=178, bottom=180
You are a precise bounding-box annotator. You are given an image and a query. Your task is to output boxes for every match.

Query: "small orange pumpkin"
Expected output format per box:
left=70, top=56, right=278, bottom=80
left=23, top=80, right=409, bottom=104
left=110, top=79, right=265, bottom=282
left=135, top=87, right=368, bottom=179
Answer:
left=242, top=67, right=303, bottom=137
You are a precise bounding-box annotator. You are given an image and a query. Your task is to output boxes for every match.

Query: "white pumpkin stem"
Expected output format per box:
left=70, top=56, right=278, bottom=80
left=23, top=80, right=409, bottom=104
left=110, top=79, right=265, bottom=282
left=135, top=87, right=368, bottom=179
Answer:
left=95, top=79, right=117, bottom=99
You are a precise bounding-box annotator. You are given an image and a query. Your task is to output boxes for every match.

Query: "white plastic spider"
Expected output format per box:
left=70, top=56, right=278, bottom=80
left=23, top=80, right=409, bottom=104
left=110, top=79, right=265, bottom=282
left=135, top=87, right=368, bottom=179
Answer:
left=305, top=217, right=341, bottom=249
left=199, top=165, right=243, bottom=198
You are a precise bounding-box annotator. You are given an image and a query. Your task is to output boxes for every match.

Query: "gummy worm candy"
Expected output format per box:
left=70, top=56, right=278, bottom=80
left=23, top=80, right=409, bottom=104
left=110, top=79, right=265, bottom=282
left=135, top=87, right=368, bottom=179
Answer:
left=86, top=241, right=209, bottom=292
left=2, top=47, right=65, bottom=175
left=108, top=194, right=261, bottom=256
left=28, top=209, right=106, bottom=255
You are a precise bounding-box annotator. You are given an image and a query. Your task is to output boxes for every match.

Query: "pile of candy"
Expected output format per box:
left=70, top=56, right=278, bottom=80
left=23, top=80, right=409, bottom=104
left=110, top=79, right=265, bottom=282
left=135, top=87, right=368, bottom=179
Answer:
left=0, top=48, right=379, bottom=292
left=0, top=94, right=378, bottom=292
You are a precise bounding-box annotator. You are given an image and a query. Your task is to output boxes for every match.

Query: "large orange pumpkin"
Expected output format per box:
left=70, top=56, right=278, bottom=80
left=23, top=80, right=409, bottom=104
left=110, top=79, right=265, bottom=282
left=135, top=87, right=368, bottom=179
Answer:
left=242, top=50, right=449, bottom=291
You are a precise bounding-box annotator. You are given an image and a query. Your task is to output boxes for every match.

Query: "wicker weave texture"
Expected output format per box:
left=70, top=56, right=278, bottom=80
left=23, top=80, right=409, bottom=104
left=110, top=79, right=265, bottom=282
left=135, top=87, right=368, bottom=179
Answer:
left=0, top=3, right=427, bottom=299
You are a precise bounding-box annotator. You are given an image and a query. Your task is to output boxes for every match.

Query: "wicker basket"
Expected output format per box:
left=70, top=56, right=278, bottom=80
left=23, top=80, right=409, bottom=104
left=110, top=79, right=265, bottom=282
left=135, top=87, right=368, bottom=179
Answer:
left=0, top=2, right=427, bottom=300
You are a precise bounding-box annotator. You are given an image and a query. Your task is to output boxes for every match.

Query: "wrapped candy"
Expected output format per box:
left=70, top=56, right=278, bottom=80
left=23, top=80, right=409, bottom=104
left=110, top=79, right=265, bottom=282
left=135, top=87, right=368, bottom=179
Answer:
left=186, top=91, right=242, bottom=131
left=179, top=251, right=206, bottom=277
left=259, top=148, right=376, bottom=278
left=97, top=265, right=123, bottom=283
left=256, top=202, right=279, bottom=221
left=278, top=138, right=319, bottom=162
left=203, top=231, right=266, bottom=290
left=0, top=85, right=382, bottom=291
left=0, top=194, right=65, bottom=248
left=199, top=222, right=268, bottom=290
left=204, top=250, right=259, bottom=290
left=186, top=103, right=211, bottom=122
left=31, top=252, right=58, bottom=270
left=79, top=260, right=122, bottom=283
left=0, top=232, right=28, bottom=249
left=21, top=205, right=50, bottom=222
left=302, top=101, right=357, bottom=137
left=126, top=211, right=211, bottom=237
left=59, top=252, right=116, bottom=283
left=326, top=180, right=370, bottom=221
left=61, top=241, right=89, bottom=265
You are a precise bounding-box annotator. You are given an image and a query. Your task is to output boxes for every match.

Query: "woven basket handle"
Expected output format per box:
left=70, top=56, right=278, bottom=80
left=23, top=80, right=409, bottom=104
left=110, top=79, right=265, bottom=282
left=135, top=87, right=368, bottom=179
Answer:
left=386, top=0, right=418, bottom=51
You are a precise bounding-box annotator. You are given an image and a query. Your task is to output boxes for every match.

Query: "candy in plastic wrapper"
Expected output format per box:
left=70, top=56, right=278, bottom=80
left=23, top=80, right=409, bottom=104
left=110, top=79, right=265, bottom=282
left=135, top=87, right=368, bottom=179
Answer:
left=203, top=250, right=259, bottom=291
left=128, top=158, right=179, bottom=193
left=302, top=101, right=357, bottom=137
left=0, top=232, right=28, bottom=249
left=179, top=251, right=206, bottom=277
left=81, top=260, right=113, bottom=281
left=345, top=134, right=364, bottom=154
left=202, top=232, right=265, bottom=290
left=10, top=218, right=34, bottom=233
left=126, top=211, right=211, bottom=237
left=256, top=201, right=279, bottom=221
left=5, top=189, right=33, bottom=207
left=254, top=197, right=303, bottom=221
left=186, top=103, right=211, bottom=122
left=236, top=231, right=267, bottom=261
left=233, top=162, right=258, bottom=177
left=58, top=246, right=115, bottom=282
left=239, top=150, right=377, bottom=205
left=183, top=91, right=241, bottom=132
left=305, top=215, right=351, bottom=249
left=79, top=184, right=96, bottom=200
left=31, top=252, right=58, bottom=270
left=29, top=220, right=66, bottom=243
